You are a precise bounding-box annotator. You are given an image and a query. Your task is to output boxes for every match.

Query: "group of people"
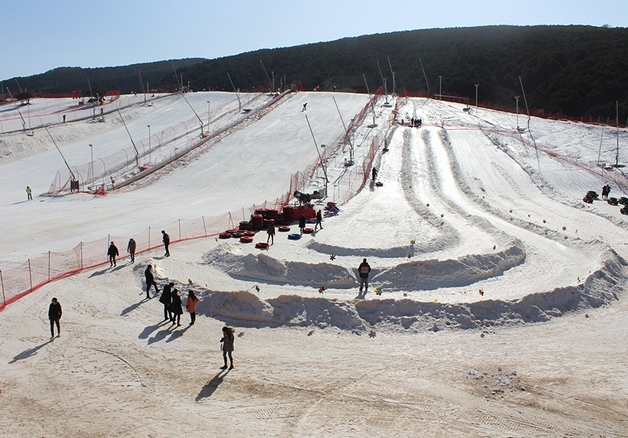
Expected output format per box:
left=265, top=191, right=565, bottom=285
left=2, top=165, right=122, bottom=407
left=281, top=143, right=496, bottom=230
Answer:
left=295, top=209, right=323, bottom=234
left=105, top=230, right=170, bottom=268
left=144, top=265, right=199, bottom=326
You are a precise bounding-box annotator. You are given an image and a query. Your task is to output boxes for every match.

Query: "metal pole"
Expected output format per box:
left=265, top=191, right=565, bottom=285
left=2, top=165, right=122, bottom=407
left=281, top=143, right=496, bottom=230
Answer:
left=305, top=114, right=328, bottom=194
left=515, top=96, right=520, bottom=130
left=89, top=144, right=94, bottom=183
left=148, top=125, right=151, bottom=163
left=439, top=76, right=442, bottom=100
left=202, top=216, right=207, bottom=237
left=207, top=101, right=210, bottom=131
left=28, top=259, right=33, bottom=292
left=616, top=100, right=620, bottom=167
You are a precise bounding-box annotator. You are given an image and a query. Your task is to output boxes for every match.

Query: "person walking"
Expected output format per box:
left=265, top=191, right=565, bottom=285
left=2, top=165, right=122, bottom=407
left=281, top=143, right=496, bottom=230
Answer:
left=26, top=186, right=32, bottom=200
left=127, top=238, right=137, bottom=263
left=162, top=230, right=170, bottom=257
left=314, top=209, right=323, bottom=231
left=220, top=326, right=235, bottom=370
left=107, top=242, right=119, bottom=267
left=144, top=264, right=159, bottom=299
left=266, top=222, right=275, bottom=245
left=299, top=214, right=306, bottom=234
left=170, top=288, right=183, bottom=327
left=185, top=290, right=200, bottom=325
left=159, top=282, right=174, bottom=320
left=358, top=258, right=372, bottom=294
left=48, top=297, right=62, bottom=338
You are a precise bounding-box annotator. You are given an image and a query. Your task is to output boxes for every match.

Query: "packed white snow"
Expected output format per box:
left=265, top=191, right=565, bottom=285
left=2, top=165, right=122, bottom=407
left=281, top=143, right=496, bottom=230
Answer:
left=1, top=91, right=627, bottom=437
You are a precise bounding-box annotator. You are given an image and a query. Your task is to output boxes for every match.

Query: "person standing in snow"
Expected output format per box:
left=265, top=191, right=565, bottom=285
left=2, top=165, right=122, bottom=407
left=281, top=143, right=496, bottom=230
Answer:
left=266, top=222, right=275, bottom=245
left=302, top=102, right=307, bottom=111
left=185, top=290, right=200, bottom=325
left=358, top=258, right=372, bottom=294
left=169, top=289, right=183, bottom=326
left=48, top=297, right=62, bottom=338
left=26, top=186, right=32, bottom=200
left=372, top=167, right=378, bottom=182
left=162, top=230, right=170, bottom=257
left=220, top=326, right=235, bottom=370
left=159, top=282, right=174, bottom=320
left=144, top=264, right=159, bottom=299
left=299, top=214, right=306, bottom=234
left=314, top=209, right=323, bottom=231
left=127, top=238, right=136, bottom=263
left=602, top=184, right=611, bottom=200
left=107, top=242, right=119, bottom=267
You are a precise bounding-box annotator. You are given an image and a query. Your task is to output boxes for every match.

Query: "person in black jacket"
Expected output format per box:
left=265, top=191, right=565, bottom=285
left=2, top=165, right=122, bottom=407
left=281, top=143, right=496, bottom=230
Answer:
left=144, top=265, right=159, bottom=299
left=107, top=242, right=119, bottom=267
left=48, top=297, right=62, bottom=338
left=299, top=214, right=306, bottom=234
left=161, top=230, right=170, bottom=257
left=314, top=209, right=323, bottom=231
left=127, top=238, right=137, bottom=263
left=220, top=326, right=235, bottom=369
left=358, top=258, right=372, bottom=294
left=169, top=288, right=183, bottom=327
left=159, top=282, right=174, bottom=320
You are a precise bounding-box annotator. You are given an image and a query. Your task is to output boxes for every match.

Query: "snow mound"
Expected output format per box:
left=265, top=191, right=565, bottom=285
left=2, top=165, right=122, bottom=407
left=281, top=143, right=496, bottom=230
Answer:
left=374, top=238, right=526, bottom=290
left=191, top=246, right=626, bottom=332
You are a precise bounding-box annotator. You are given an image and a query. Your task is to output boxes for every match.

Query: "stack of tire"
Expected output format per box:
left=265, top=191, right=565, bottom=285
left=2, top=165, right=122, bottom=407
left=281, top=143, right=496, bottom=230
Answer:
left=620, top=197, right=628, bottom=215
left=583, top=191, right=598, bottom=204
left=282, top=205, right=295, bottom=224
left=250, top=214, right=264, bottom=230
left=239, top=221, right=252, bottom=231
left=265, top=209, right=278, bottom=222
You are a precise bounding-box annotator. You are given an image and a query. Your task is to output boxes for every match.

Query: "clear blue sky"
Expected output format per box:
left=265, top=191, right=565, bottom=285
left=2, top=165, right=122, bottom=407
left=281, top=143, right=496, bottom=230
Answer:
left=2, top=0, right=626, bottom=81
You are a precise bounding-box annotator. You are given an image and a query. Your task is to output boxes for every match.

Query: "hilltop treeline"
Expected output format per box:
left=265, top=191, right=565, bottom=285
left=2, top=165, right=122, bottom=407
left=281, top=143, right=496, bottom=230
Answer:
left=3, top=26, right=628, bottom=119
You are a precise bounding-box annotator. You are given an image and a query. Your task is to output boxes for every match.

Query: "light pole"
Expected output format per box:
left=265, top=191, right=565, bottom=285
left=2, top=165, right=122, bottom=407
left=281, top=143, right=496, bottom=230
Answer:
left=89, top=144, right=94, bottom=183
left=439, top=75, right=442, bottom=100
left=147, top=125, right=151, bottom=163
left=474, top=84, right=480, bottom=112
left=514, top=96, right=520, bottom=130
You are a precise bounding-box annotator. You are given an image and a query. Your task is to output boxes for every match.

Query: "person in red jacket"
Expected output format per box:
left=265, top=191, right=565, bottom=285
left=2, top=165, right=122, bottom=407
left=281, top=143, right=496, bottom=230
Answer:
left=185, top=290, right=200, bottom=325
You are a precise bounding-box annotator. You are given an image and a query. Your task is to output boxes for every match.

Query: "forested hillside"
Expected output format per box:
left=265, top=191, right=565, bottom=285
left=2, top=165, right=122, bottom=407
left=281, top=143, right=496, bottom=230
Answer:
left=3, top=25, right=627, bottom=119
